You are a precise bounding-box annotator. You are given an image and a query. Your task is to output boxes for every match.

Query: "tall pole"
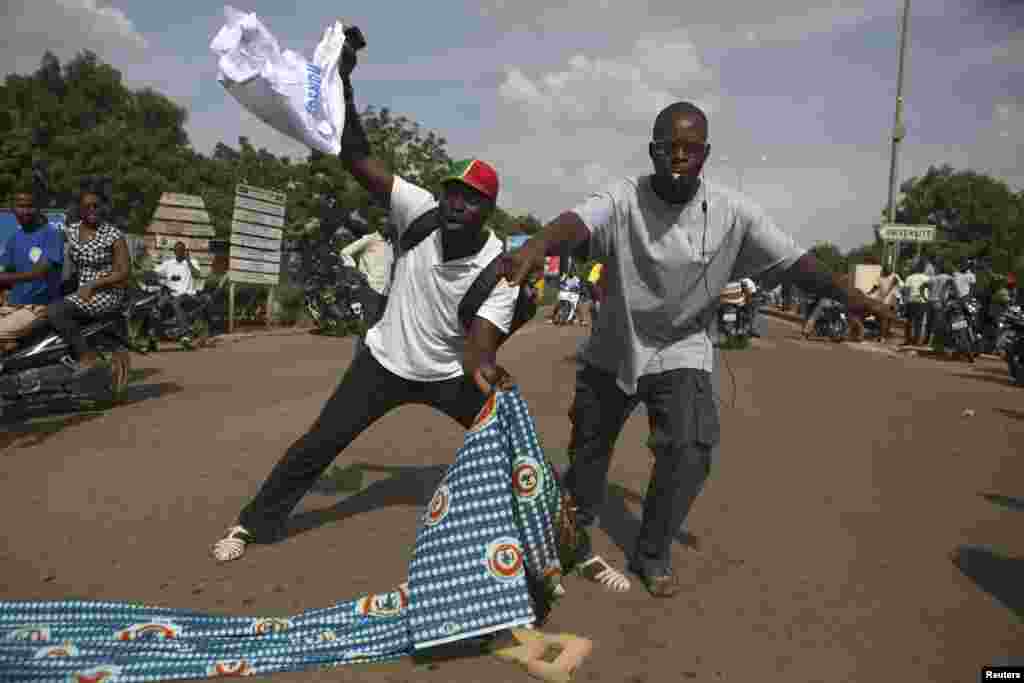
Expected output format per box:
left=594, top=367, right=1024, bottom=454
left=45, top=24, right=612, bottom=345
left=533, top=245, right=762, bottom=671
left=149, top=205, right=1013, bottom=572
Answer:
left=886, top=0, right=911, bottom=272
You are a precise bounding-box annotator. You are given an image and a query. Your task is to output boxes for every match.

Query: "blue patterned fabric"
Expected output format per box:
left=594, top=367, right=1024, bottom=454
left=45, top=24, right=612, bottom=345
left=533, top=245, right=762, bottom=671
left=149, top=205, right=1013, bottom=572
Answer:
left=0, top=388, right=565, bottom=682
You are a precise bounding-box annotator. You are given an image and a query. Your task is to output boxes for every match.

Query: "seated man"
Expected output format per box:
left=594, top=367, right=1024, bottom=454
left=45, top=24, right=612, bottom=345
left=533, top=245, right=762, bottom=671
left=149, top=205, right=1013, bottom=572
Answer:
left=0, top=184, right=65, bottom=352
left=154, top=241, right=202, bottom=339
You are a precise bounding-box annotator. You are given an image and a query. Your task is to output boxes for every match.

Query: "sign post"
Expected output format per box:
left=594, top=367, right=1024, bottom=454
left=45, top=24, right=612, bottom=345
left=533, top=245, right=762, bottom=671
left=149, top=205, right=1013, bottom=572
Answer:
left=228, top=184, right=286, bottom=332
left=877, top=224, right=936, bottom=271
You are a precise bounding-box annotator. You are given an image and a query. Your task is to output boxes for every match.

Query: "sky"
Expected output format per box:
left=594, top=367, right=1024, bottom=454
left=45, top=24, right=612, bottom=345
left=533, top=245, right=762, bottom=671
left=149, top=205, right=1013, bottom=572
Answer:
left=1, top=0, right=1021, bottom=251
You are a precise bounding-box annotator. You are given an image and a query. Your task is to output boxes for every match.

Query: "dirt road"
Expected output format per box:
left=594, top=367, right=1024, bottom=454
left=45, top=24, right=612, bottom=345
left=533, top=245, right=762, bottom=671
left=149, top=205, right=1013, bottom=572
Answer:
left=3, top=317, right=1022, bottom=682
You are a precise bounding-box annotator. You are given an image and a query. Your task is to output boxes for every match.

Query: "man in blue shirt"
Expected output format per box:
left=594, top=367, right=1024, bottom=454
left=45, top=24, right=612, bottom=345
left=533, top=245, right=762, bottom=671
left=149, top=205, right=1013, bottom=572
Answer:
left=0, top=183, right=65, bottom=351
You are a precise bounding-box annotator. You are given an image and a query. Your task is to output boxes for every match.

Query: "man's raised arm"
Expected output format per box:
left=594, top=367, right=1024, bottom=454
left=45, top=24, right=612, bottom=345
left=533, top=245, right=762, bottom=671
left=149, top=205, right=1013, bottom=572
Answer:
left=336, top=28, right=393, bottom=201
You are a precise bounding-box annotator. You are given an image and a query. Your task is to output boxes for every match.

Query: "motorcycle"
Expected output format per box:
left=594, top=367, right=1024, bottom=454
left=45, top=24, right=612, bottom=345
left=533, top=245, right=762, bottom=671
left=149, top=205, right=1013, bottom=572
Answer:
left=0, top=297, right=152, bottom=415
left=718, top=302, right=751, bottom=341
left=128, top=272, right=214, bottom=351
left=303, top=236, right=368, bottom=334
left=553, top=280, right=581, bottom=326
left=1003, top=306, right=1024, bottom=385
left=944, top=295, right=979, bottom=362
left=994, top=304, right=1022, bottom=358
left=814, top=301, right=849, bottom=341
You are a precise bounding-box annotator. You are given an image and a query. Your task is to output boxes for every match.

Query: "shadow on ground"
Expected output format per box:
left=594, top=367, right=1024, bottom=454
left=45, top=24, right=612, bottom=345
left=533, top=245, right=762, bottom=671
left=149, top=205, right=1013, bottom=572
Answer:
left=950, top=545, right=1024, bottom=621
left=980, top=491, right=1024, bottom=513
left=952, top=372, right=1013, bottom=388
left=996, top=408, right=1024, bottom=421
left=286, top=463, right=448, bottom=540
left=0, top=368, right=180, bottom=451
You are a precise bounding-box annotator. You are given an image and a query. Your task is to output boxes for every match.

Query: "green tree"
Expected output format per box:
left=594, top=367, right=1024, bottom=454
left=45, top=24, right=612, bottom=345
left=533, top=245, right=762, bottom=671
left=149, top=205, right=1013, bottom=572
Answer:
left=0, top=51, right=195, bottom=234
left=885, top=164, right=1023, bottom=276
left=809, top=242, right=847, bottom=274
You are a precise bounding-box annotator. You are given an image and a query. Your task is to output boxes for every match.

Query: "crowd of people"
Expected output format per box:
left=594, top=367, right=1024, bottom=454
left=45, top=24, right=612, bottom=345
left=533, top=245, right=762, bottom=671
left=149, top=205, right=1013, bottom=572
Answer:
left=796, top=256, right=1017, bottom=351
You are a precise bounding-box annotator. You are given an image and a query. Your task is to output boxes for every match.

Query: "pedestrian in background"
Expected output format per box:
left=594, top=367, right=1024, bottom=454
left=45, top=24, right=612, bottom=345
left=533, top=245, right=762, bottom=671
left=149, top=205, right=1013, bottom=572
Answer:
left=902, top=264, right=930, bottom=346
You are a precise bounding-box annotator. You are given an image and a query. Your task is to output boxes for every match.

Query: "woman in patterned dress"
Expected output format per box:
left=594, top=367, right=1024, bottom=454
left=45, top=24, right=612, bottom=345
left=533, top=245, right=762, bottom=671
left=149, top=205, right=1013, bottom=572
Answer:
left=46, top=187, right=131, bottom=375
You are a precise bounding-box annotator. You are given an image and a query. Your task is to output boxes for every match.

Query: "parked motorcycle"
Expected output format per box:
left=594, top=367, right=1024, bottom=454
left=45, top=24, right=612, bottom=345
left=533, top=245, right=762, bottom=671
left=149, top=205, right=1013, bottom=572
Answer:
left=814, top=301, right=849, bottom=341
left=0, top=298, right=151, bottom=415
left=994, top=304, right=1022, bottom=358
left=1003, top=306, right=1024, bottom=385
left=128, top=272, right=214, bottom=351
left=944, top=295, right=979, bottom=362
left=294, top=229, right=368, bottom=334
left=553, top=279, right=581, bottom=326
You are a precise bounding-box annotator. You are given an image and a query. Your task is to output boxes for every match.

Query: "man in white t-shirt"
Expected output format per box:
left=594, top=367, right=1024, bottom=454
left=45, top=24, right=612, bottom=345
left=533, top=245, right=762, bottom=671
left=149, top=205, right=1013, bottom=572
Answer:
left=212, top=48, right=519, bottom=563
left=154, top=242, right=201, bottom=335
left=340, top=229, right=394, bottom=326
left=499, top=101, right=895, bottom=598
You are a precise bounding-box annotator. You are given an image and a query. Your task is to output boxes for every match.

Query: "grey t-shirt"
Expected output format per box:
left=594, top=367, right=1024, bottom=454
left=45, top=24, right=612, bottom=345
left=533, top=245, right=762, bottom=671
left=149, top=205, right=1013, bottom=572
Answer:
left=573, top=176, right=804, bottom=394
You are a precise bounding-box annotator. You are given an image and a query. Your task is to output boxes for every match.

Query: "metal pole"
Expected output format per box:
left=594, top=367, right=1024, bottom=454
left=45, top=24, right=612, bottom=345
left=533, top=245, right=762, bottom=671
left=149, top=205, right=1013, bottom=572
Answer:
left=886, top=0, right=911, bottom=228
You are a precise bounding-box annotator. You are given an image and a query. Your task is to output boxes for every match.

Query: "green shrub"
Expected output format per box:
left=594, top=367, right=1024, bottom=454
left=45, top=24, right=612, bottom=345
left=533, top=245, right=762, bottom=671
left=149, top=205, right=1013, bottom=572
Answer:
left=274, top=284, right=306, bottom=326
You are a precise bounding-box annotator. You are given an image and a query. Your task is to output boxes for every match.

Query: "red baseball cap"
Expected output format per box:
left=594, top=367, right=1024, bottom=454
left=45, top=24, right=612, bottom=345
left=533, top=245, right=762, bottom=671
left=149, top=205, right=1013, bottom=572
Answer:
left=441, top=159, right=499, bottom=202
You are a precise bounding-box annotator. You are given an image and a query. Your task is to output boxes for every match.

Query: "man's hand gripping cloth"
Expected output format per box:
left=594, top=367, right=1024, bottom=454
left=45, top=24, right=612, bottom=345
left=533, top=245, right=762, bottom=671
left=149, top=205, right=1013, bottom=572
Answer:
left=0, top=389, right=581, bottom=681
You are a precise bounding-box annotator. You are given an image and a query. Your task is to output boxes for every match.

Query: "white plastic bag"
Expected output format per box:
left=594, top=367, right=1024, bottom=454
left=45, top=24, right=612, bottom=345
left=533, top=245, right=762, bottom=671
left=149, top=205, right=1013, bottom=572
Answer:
left=210, top=6, right=348, bottom=154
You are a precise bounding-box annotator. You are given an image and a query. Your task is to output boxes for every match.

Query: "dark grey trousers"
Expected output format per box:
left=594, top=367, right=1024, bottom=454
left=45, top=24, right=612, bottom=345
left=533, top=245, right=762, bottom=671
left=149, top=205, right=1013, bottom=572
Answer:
left=238, top=348, right=487, bottom=542
left=565, top=361, right=721, bottom=574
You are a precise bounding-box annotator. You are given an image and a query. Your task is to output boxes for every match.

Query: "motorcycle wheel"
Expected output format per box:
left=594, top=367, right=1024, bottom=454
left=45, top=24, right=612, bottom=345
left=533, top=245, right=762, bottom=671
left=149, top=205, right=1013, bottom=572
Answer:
left=1009, top=349, right=1024, bottom=386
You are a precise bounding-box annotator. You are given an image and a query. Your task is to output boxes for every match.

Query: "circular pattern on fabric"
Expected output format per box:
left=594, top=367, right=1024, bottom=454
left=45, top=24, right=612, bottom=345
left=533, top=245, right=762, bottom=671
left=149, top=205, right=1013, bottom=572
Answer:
left=206, top=659, right=254, bottom=677
left=511, top=455, right=543, bottom=501
left=250, top=617, right=292, bottom=635
left=484, top=537, right=525, bottom=583
left=33, top=642, right=79, bottom=658
left=6, top=625, right=50, bottom=642
left=70, top=665, right=123, bottom=682
left=424, top=483, right=451, bottom=527
left=114, top=621, right=180, bottom=642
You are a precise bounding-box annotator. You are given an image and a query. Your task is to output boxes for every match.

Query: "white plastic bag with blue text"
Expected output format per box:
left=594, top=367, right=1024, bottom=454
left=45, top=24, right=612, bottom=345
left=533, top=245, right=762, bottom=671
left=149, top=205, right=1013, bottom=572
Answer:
left=210, top=6, right=347, bottom=154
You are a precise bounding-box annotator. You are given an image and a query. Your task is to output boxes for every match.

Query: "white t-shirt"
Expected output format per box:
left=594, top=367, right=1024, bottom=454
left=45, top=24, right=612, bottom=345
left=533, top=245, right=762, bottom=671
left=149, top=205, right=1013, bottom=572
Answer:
left=573, top=176, right=804, bottom=394
left=340, top=231, right=394, bottom=295
left=155, top=257, right=200, bottom=296
left=364, top=175, right=520, bottom=382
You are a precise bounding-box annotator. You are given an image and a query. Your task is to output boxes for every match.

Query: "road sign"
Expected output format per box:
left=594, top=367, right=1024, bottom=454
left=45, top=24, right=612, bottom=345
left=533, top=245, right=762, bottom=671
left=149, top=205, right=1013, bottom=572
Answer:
left=878, top=224, right=936, bottom=243
left=228, top=183, right=287, bottom=332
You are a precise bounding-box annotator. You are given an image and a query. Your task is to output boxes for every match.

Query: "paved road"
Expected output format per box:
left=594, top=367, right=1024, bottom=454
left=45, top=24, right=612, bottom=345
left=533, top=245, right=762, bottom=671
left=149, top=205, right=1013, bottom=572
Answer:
left=3, top=317, right=1023, bottom=682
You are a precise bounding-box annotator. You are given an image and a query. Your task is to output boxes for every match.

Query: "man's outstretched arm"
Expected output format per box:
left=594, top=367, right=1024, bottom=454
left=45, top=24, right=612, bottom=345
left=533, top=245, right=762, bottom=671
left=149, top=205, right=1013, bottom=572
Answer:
left=775, top=253, right=887, bottom=320
left=335, top=32, right=393, bottom=201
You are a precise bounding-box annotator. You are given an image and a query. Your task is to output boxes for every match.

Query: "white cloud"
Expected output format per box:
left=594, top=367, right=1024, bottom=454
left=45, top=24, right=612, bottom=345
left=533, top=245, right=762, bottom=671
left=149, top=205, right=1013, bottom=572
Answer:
left=474, top=0, right=953, bottom=49
left=0, top=0, right=148, bottom=75
left=486, top=31, right=719, bottom=204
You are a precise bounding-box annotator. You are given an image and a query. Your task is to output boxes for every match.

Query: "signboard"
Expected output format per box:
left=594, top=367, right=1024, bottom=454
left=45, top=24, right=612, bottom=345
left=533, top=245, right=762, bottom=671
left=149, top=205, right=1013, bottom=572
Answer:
left=145, top=193, right=214, bottom=276
left=229, top=183, right=285, bottom=286
left=228, top=184, right=287, bottom=329
left=878, top=224, right=936, bottom=243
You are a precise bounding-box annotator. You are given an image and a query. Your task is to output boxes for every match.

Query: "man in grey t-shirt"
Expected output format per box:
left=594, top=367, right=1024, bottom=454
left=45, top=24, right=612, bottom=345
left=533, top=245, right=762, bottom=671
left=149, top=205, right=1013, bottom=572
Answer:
left=499, top=101, right=895, bottom=598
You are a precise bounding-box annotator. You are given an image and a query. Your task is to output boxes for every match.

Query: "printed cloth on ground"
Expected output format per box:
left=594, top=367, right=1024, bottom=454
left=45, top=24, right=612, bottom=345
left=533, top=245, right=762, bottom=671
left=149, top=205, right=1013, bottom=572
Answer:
left=0, top=388, right=566, bottom=681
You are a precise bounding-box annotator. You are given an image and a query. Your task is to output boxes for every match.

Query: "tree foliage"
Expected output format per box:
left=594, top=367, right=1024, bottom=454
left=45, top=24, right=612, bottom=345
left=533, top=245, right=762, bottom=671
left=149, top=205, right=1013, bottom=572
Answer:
left=883, top=164, right=1024, bottom=277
